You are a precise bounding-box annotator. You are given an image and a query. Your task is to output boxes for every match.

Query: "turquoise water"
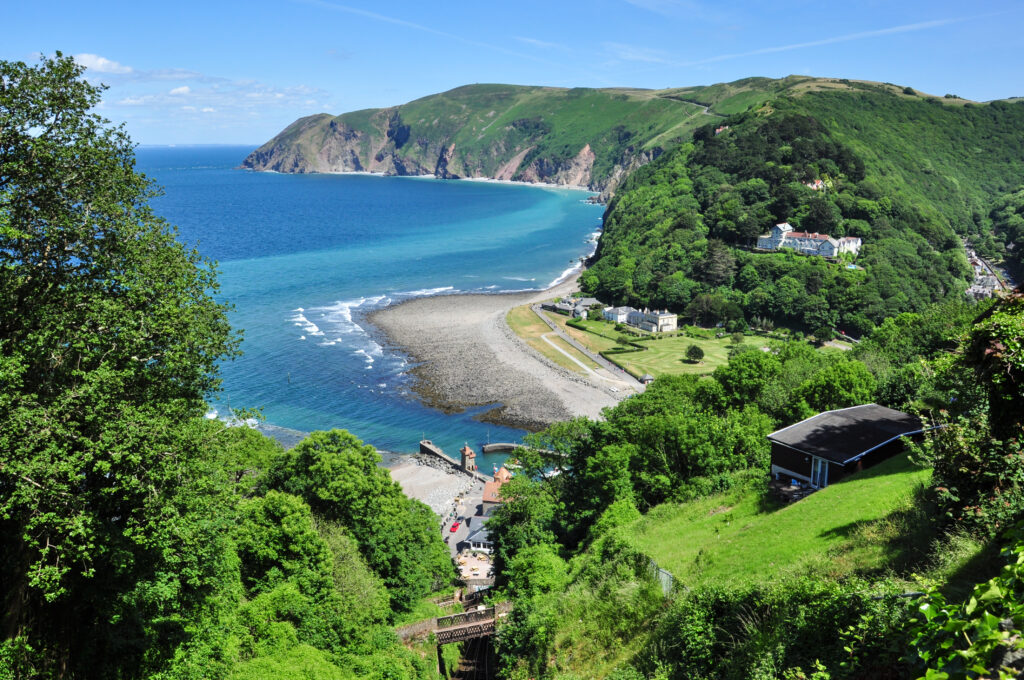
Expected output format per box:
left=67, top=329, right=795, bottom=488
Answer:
left=138, top=146, right=603, bottom=466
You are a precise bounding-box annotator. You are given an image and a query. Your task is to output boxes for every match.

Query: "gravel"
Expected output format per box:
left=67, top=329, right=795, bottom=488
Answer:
left=366, top=275, right=617, bottom=431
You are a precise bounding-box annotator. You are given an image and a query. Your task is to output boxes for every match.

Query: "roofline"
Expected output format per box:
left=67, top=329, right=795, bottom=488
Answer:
left=839, top=424, right=944, bottom=465
left=766, top=403, right=883, bottom=439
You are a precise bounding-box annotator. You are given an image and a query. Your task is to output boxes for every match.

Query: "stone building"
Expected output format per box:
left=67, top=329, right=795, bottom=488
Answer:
left=460, top=444, right=477, bottom=473
left=626, top=308, right=678, bottom=333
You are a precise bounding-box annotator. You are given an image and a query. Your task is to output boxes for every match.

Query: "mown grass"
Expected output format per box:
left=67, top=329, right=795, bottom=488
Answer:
left=620, top=455, right=933, bottom=590
left=506, top=305, right=599, bottom=374
left=550, top=315, right=772, bottom=377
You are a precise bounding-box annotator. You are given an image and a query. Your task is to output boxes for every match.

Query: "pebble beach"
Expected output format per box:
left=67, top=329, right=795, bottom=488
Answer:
left=367, top=273, right=618, bottom=432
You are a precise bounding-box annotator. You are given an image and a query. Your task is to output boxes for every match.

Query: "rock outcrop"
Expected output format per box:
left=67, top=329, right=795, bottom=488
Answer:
left=240, top=82, right=756, bottom=195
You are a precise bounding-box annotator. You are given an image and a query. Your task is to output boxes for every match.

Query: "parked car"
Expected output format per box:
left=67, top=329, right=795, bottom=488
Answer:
left=449, top=522, right=460, bottom=532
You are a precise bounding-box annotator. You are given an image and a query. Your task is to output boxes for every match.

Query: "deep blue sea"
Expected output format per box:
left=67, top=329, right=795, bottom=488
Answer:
left=138, top=145, right=603, bottom=468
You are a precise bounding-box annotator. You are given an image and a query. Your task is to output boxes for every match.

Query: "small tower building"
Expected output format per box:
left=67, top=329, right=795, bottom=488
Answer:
left=460, top=444, right=477, bottom=473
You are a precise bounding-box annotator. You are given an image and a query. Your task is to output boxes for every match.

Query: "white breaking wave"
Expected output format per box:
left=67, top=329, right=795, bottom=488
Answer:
left=503, top=276, right=536, bottom=282
left=289, top=311, right=322, bottom=337
left=395, top=285, right=454, bottom=297
left=289, top=295, right=394, bottom=370
left=546, top=261, right=583, bottom=289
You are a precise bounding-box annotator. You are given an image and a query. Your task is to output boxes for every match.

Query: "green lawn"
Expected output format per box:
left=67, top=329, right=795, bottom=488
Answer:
left=551, top=315, right=772, bottom=378
left=620, top=455, right=932, bottom=590
left=506, top=305, right=600, bottom=374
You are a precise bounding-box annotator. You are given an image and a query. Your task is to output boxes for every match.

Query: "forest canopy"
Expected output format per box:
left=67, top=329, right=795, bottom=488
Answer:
left=583, top=87, right=1024, bottom=336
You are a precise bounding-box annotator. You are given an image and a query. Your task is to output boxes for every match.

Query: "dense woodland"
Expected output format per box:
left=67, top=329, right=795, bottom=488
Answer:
left=583, top=85, right=1024, bottom=337
left=3, top=56, right=1024, bottom=679
left=0, top=55, right=451, bottom=680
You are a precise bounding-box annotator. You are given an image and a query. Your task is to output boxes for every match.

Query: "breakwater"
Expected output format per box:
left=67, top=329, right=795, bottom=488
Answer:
left=419, top=440, right=491, bottom=483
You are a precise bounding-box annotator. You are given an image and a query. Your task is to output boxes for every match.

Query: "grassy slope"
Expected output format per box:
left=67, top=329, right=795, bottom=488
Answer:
left=251, top=77, right=864, bottom=187
left=505, top=305, right=599, bottom=374
left=620, top=454, right=931, bottom=590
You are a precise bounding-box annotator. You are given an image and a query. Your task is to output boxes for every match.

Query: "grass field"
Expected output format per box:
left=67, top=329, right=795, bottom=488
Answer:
left=620, top=455, right=933, bottom=590
left=506, top=305, right=600, bottom=374
left=550, top=315, right=772, bottom=378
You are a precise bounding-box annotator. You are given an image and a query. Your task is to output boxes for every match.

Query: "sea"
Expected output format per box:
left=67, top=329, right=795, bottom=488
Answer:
left=138, top=145, right=604, bottom=470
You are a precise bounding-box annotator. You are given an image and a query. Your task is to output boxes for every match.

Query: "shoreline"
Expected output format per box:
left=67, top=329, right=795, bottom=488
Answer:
left=298, top=168, right=600, bottom=195
left=366, top=271, right=620, bottom=432
left=385, top=456, right=481, bottom=520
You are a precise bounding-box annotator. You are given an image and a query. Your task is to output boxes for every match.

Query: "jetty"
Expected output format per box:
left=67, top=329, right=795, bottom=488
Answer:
left=419, top=440, right=491, bottom=483
left=481, top=442, right=521, bottom=454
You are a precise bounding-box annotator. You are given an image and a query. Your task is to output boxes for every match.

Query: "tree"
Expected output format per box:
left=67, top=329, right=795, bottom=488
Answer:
left=686, top=344, right=705, bottom=363
left=713, top=349, right=782, bottom=406
left=789, top=360, right=876, bottom=420
left=0, top=54, right=237, bottom=676
left=266, top=429, right=452, bottom=612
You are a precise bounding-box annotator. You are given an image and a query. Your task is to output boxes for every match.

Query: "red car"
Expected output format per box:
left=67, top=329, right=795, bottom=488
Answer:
left=449, top=522, right=460, bottom=533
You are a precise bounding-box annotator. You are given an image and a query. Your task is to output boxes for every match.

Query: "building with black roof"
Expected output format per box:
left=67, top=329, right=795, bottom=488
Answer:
left=768, top=404, right=929, bottom=488
left=461, top=523, right=493, bottom=554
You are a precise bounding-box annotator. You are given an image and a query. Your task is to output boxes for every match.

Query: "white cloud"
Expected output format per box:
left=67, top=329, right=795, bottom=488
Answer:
left=169, top=85, right=191, bottom=95
left=201, top=107, right=216, bottom=113
left=74, top=53, right=133, bottom=74
left=683, top=17, right=973, bottom=67
left=514, top=36, right=569, bottom=51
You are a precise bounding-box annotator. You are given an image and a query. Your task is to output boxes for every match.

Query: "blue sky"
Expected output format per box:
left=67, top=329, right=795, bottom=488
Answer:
left=6, top=0, right=1023, bottom=145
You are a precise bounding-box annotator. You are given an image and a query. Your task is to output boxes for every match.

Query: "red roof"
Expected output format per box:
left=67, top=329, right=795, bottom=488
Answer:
left=483, top=481, right=503, bottom=504
left=788, top=232, right=830, bottom=240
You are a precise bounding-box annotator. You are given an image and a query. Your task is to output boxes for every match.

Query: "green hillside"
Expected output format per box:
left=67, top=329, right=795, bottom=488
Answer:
left=242, top=78, right=842, bottom=192
left=582, top=84, right=1024, bottom=337
left=622, top=454, right=932, bottom=590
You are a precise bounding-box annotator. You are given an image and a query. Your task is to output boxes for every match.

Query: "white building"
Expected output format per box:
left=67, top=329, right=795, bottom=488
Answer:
left=757, top=222, right=861, bottom=258
left=624, top=308, right=678, bottom=333
left=603, top=306, right=635, bottom=323
left=641, top=309, right=677, bottom=333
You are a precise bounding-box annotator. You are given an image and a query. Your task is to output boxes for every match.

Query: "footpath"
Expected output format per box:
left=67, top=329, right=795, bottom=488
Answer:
left=531, top=305, right=644, bottom=393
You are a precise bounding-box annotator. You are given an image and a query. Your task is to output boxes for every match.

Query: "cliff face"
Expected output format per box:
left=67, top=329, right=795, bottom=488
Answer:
left=241, top=84, right=722, bottom=194
left=242, top=78, right=851, bottom=194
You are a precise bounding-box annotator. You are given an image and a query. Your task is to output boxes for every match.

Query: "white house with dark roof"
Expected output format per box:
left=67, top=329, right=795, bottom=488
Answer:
left=462, top=523, right=493, bottom=554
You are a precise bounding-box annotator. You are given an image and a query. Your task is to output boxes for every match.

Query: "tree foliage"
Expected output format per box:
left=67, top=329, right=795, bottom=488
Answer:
left=0, top=55, right=447, bottom=680
left=0, top=53, right=239, bottom=678
left=265, top=429, right=452, bottom=612
left=577, top=87, right=1024, bottom=334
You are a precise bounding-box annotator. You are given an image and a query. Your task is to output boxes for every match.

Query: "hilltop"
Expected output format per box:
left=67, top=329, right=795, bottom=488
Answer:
left=241, top=76, right=930, bottom=195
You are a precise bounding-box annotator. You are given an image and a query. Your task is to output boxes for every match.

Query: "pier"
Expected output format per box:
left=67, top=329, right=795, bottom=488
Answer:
left=481, top=442, right=521, bottom=454
left=419, top=440, right=491, bottom=483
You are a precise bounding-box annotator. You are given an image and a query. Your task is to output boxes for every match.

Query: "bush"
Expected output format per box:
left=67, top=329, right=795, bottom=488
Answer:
left=686, top=344, right=705, bottom=362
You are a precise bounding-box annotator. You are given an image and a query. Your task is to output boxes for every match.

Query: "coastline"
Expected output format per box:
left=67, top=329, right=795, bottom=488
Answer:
left=386, top=456, right=481, bottom=519
left=313, top=168, right=599, bottom=194
left=367, top=272, right=620, bottom=432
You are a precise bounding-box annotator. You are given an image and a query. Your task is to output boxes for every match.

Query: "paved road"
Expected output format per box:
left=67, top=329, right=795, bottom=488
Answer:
left=443, top=479, right=485, bottom=559
left=531, top=305, right=644, bottom=393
